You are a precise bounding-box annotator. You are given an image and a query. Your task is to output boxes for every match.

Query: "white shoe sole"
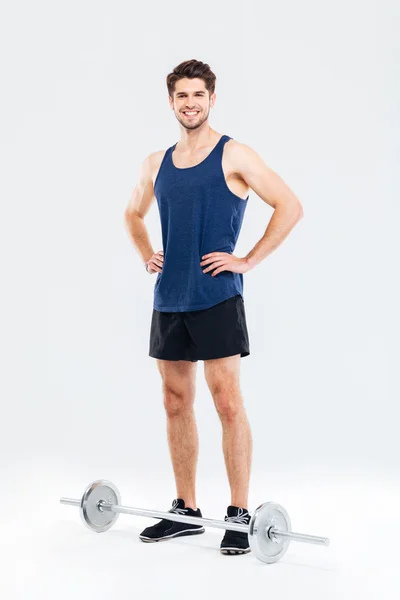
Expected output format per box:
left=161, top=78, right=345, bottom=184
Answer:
left=139, top=527, right=206, bottom=543
left=220, top=547, right=251, bottom=555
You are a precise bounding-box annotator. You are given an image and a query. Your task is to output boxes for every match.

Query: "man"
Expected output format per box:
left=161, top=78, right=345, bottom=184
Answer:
left=124, top=59, right=303, bottom=555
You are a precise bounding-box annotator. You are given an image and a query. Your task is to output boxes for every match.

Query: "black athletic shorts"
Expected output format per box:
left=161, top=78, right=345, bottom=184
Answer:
left=149, top=294, right=250, bottom=361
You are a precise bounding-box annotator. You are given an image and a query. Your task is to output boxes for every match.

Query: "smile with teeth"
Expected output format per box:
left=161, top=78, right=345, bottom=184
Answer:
left=184, top=111, right=199, bottom=117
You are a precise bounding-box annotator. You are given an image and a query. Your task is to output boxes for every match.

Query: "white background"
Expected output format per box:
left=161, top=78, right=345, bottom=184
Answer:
left=1, top=1, right=399, bottom=598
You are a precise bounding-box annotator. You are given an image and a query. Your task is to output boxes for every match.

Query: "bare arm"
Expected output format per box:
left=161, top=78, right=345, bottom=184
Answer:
left=229, top=142, right=304, bottom=269
left=124, top=154, right=158, bottom=268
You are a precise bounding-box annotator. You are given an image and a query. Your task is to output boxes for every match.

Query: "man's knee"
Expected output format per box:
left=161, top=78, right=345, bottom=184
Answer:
left=163, top=385, right=194, bottom=416
left=212, top=388, right=243, bottom=422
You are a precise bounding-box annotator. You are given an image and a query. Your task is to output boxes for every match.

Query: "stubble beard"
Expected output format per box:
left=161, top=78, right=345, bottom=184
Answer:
left=176, top=107, right=209, bottom=130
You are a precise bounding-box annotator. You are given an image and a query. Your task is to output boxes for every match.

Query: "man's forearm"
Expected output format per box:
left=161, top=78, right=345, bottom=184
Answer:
left=124, top=215, right=154, bottom=266
left=245, top=205, right=303, bottom=269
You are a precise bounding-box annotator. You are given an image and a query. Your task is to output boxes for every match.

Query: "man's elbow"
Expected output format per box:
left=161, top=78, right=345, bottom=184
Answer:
left=278, top=197, right=304, bottom=220
left=124, top=209, right=142, bottom=224
left=291, top=197, right=304, bottom=220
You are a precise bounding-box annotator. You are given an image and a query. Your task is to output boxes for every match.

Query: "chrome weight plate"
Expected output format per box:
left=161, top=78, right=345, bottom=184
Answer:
left=248, top=501, right=291, bottom=563
left=79, top=479, right=121, bottom=533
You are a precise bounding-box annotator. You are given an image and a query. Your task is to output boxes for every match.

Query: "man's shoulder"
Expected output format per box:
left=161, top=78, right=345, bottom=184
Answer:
left=225, top=137, right=253, bottom=158
left=150, top=148, right=168, bottom=161
left=141, top=149, right=168, bottom=180
left=150, top=149, right=168, bottom=170
left=224, top=138, right=256, bottom=170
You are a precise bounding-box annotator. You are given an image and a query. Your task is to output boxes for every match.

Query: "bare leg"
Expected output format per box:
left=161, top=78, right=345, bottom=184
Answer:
left=157, top=359, right=199, bottom=510
left=220, top=400, right=253, bottom=508
left=204, top=355, right=252, bottom=509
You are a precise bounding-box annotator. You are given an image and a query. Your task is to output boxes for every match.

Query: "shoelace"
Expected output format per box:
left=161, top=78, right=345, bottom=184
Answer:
left=169, top=499, right=188, bottom=515
left=224, top=507, right=249, bottom=525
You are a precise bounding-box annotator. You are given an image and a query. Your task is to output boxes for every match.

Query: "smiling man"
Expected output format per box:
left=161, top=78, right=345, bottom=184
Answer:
left=124, top=59, right=303, bottom=555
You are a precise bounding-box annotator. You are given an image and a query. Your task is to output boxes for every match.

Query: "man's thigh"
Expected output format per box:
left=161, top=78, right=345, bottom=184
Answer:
left=156, top=359, right=198, bottom=396
left=203, top=354, right=241, bottom=396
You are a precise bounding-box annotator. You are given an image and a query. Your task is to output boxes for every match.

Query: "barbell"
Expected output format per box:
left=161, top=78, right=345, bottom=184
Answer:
left=60, top=479, right=330, bottom=564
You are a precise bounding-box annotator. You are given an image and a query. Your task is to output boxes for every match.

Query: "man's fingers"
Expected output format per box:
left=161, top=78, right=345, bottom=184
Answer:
left=149, top=258, right=162, bottom=269
left=203, top=260, right=226, bottom=273
left=202, top=256, right=228, bottom=266
left=149, top=263, right=162, bottom=273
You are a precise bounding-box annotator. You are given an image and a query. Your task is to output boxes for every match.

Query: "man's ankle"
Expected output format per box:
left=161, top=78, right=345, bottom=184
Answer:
left=182, top=500, right=197, bottom=510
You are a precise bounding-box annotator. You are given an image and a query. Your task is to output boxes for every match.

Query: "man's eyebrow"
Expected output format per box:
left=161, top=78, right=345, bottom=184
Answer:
left=176, top=91, right=205, bottom=95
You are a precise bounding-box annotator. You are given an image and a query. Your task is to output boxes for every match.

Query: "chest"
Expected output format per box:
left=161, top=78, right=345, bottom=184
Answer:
left=156, top=151, right=249, bottom=201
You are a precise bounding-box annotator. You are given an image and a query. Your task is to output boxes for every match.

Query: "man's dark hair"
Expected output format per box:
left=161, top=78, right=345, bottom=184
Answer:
left=166, top=59, right=216, bottom=98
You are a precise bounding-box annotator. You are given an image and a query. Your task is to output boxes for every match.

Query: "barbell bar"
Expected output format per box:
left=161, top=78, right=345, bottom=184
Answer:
left=60, top=479, right=330, bottom=564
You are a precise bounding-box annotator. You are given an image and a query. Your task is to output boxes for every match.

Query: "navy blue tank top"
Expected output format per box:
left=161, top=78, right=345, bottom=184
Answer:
left=153, top=134, right=249, bottom=312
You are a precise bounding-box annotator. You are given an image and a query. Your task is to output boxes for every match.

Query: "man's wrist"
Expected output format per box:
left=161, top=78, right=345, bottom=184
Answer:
left=244, top=255, right=255, bottom=270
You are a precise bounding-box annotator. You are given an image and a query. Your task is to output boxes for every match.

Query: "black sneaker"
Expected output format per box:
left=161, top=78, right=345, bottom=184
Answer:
left=220, top=506, right=251, bottom=555
left=139, top=498, right=205, bottom=543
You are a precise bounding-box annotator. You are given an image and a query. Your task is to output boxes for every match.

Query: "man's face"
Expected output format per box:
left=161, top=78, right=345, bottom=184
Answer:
left=169, top=78, right=215, bottom=130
